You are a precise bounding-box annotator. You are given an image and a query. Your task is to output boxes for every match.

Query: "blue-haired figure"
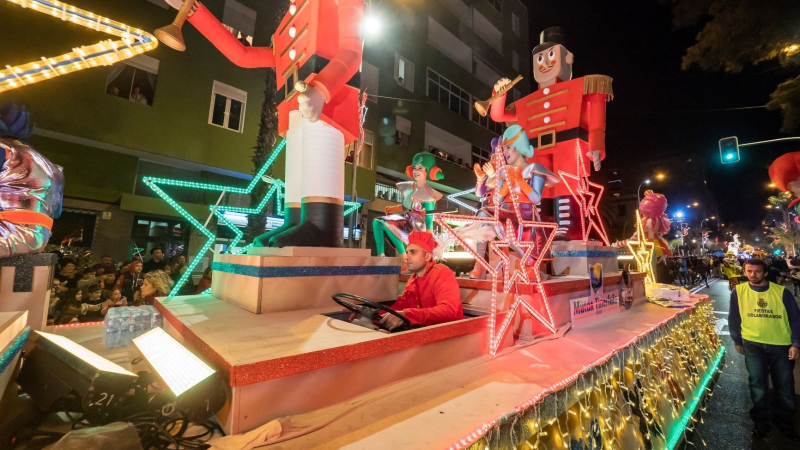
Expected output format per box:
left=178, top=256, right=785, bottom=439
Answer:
left=469, top=125, right=559, bottom=278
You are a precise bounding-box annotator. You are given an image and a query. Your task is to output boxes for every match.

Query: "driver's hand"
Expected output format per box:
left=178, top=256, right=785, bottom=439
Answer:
left=379, top=310, right=406, bottom=331
left=347, top=305, right=372, bottom=323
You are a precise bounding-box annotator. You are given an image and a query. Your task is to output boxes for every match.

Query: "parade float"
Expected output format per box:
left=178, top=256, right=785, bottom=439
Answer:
left=0, top=2, right=723, bottom=449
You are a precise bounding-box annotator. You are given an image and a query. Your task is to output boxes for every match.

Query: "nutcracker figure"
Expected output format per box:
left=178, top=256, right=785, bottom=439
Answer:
left=161, top=0, right=363, bottom=248
left=489, top=27, right=613, bottom=241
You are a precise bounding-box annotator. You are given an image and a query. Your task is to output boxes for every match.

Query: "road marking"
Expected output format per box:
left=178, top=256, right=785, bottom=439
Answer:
left=715, top=318, right=729, bottom=336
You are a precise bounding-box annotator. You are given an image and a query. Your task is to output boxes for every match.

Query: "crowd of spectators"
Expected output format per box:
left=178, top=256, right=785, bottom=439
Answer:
left=655, top=254, right=796, bottom=290
left=46, top=248, right=212, bottom=325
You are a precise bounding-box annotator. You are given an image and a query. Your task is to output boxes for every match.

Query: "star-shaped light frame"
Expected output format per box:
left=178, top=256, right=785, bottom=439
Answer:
left=436, top=151, right=557, bottom=355
left=557, top=143, right=611, bottom=246
left=1, top=0, right=157, bottom=94
left=627, top=210, right=655, bottom=283
left=143, top=139, right=360, bottom=297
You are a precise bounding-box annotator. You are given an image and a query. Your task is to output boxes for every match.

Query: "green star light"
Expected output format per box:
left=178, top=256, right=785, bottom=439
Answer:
left=143, top=139, right=361, bottom=297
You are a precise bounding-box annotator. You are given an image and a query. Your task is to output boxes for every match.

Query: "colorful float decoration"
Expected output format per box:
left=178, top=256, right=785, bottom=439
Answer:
left=769, top=151, right=800, bottom=213
left=486, top=26, right=613, bottom=243
left=616, top=190, right=672, bottom=259
left=0, top=102, right=64, bottom=257
left=372, top=153, right=442, bottom=257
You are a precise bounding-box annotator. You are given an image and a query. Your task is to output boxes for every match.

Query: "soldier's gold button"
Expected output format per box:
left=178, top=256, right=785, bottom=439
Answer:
left=544, top=117, right=551, bottom=123
left=544, top=102, right=551, bottom=109
left=543, top=88, right=550, bottom=95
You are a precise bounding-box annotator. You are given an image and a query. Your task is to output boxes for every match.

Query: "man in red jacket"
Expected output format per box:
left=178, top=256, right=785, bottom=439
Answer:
left=379, top=231, right=465, bottom=331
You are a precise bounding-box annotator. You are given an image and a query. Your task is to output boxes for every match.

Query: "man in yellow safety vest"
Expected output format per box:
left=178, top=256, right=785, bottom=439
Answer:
left=730, top=258, right=800, bottom=440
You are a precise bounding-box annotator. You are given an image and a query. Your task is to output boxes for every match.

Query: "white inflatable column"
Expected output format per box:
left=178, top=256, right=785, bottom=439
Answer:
left=284, top=111, right=305, bottom=209
left=301, top=120, right=345, bottom=204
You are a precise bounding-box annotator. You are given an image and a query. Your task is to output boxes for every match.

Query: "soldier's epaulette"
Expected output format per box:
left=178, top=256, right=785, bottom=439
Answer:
left=583, top=75, right=614, bottom=100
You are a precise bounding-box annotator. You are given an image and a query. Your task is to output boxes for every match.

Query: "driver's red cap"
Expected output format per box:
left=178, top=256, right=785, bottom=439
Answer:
left=408, top=231, right=436, bottom=253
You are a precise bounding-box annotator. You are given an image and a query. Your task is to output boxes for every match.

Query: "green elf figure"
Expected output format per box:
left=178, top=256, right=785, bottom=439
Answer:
left=373, top=152, right=443, bottom=257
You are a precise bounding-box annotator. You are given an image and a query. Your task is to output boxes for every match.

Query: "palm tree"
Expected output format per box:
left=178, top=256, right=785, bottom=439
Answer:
left=767, top=226, right=800, bottom=256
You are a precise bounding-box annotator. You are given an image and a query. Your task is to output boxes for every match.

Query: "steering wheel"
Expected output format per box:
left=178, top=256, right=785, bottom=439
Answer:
left=331, top=293, right=411, bottom=331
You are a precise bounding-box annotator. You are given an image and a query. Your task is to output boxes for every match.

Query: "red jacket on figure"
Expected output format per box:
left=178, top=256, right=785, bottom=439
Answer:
left=489, top=75, right=613, bottom=199
left=185, top=0, right=362, bottom=143
left=391, top=262, right=465, bottom=327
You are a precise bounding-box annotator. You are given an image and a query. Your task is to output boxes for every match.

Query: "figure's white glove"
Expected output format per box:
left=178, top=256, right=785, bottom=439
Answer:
left=165, top=0, right=198, bottom=15
left=493, top=77, right=512, bottom=95
left=586, top=151, right=602, bottom=171
left=297, top=84, right=325, bottom=123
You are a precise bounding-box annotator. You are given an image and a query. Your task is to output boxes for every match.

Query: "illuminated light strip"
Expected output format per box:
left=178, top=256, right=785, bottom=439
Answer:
left=435, top=148, right=557, bottom=355
left=143, top=180, right=216, bottom=298
left=145, top=139, right=362, bottom=292
left=1, top=0, right=157, bottom=94
left=627, top=210, right=656, bottom=283
left=665, top=348, right=726, bottom=450
left=54, top=320, right=103, bottom=328
left=446, top=307, right=721, bottom=450
left=447, top=188, right=479, bottom=213
left=557, top=142, right=611, bottom=246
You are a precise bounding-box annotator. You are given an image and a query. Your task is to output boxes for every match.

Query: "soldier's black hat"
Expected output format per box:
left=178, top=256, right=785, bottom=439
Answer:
left=532, top=27, right=566, bottom=55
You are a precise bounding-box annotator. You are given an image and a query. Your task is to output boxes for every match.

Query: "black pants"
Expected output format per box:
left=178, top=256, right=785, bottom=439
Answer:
left=743, top=340, right=797, bottom=429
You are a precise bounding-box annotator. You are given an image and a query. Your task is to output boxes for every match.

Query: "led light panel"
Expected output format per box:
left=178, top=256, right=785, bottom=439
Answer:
left=36, top=331, right=136, bottom=377
left=133, top=327, right=215, bottom=397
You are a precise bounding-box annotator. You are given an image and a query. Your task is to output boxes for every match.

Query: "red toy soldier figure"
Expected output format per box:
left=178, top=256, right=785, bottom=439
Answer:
left=489, top=27, right=613, bottom=241
left=161, top=0, right=363, bottom=248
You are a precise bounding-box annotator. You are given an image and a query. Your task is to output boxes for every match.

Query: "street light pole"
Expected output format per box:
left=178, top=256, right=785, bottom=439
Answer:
left=637, top=179, right=651, bottom=201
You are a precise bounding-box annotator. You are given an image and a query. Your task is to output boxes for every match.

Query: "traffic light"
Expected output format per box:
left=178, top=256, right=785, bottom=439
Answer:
left=719, top=136, right=740, bottom=164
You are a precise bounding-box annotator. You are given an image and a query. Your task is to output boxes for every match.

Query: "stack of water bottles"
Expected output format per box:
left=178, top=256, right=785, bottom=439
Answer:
left=104, top=305, right=163, bottom=349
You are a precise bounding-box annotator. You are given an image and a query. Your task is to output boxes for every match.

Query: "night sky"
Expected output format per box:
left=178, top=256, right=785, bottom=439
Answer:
left=523, top=0, right=799, bottom=233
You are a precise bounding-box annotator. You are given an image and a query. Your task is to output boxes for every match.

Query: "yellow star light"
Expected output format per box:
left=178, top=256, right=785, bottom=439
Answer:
left=627, top=210, right=655, bottom=282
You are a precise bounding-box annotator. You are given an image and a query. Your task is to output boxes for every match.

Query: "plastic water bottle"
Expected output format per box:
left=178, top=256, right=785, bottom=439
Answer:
left=104, top=315, right=121, bottom=349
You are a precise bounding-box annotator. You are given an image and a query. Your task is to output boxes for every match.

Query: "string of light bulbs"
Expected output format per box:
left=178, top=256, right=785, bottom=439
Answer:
left=1, top=0, right=158, bottom=93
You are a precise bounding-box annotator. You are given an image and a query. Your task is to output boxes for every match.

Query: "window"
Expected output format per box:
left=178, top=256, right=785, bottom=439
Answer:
left=427, top=68, right=471, bottom=120
left=512, top=50, right=520, bottom=72
left=209, top=81, right=247, bottom=132
left=487, top=0, right=502, bottom=14
left=471, top=109, right=505, bottom=134
left=512, top=13, right=521, bottom=35
left=361, top=61, right=379, bottom=103
left=345, top=130, right=374, bottom=170
left=105, top=55, right=159, bottom=106
left=395, top=116, right=411, bottom=149
left=395, top=53, right=414, bottom=92
left=222, top=0, right=257, bottom=46
left=471, top=145, right=491, bottom=167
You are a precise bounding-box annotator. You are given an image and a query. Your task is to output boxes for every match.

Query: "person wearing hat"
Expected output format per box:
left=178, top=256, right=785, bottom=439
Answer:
left=373, top=153, right=443, bottom=259
left=488, top=26, right=613, bottom=241
left=375, top=231, right=464, bottom=331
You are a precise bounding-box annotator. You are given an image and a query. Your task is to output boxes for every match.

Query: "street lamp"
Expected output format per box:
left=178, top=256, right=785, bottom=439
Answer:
left=692, top=202, right=699, bottom=207
left=656, top=173, right=666, bottom=181
left=637, top=179, right=651, bottom=201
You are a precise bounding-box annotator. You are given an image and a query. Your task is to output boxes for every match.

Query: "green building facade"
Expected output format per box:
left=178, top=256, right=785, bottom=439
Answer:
left=0, top=0, right=529, bottom=266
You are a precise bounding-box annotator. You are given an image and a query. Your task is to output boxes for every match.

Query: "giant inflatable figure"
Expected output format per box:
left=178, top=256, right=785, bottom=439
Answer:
left=615, top=190, right=672, bottom=258
left=769, top=152, right=800, bottom=213
left=488, top=27, right=613, bottom=241
left=163, top=0, right=362, bottom=248
left=0, top=102, right=64, bottom=257
left=373, top=153, right=442, bottom=258
left=469, top=125, right=559, bottom=278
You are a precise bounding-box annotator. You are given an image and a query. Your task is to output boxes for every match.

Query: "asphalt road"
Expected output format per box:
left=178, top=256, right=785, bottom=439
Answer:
left=687, top=278, right=800, bottom=449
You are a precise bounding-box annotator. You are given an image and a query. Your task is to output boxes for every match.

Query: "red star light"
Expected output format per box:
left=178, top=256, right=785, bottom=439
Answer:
left=435, top=151, right=558, bottom=355
left=557, top=143, right=611, bottom=245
